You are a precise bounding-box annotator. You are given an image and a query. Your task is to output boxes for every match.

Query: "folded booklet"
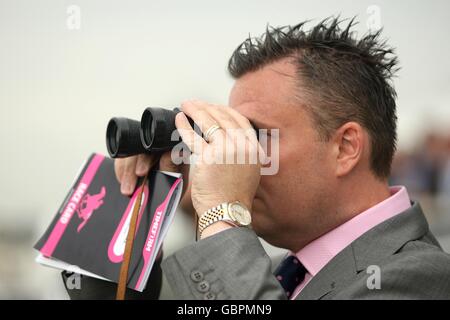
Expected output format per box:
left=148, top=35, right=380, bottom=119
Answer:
left=34, top=153, right=183, bottom=292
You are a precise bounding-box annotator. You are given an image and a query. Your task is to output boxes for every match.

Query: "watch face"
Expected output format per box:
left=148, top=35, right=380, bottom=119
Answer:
left=229, top=202, right=252, bottom=226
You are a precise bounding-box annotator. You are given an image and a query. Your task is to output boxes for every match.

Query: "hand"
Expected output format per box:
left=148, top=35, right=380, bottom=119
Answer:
left=175, top=100, right=263, bottom=216
left=114, top=152, right=188, bottom=196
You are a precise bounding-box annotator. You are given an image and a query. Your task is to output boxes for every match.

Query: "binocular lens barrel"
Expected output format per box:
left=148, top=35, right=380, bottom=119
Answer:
left=140, top=107, right=182, bottom=152
left=106, top=117, right=148, bottom=158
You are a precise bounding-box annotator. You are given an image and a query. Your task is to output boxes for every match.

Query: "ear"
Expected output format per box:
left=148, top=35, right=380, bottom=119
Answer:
left=332, top=122, right=365, bottom=177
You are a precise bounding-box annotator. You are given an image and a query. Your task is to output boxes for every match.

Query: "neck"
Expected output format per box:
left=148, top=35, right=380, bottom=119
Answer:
left=337, top=177, right=391, bottom=223
left=288, top=175, right=391, bottom=253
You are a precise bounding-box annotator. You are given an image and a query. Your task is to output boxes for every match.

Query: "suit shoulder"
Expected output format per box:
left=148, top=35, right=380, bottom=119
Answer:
left=335, top=238, right=450, bottom=299
left=393, top=237, right=450, bottom=274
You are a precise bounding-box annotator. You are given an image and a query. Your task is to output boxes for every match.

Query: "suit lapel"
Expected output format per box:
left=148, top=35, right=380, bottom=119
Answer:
left=352, top=202, right=429, bottom=272
left=296, top=202, right=429, bottom=300
left=296, top=245, right=357, bottom=300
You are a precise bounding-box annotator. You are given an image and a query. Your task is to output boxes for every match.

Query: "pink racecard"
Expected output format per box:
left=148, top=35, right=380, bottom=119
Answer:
left=40, top=154, right=105, bottom=257
left=135, top=178, right=181, bottom=290
left=76, top=186, right=106, bottom=233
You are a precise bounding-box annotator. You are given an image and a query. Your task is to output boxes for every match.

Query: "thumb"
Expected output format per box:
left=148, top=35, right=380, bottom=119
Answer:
left=158, top=151, right=180, bottom=173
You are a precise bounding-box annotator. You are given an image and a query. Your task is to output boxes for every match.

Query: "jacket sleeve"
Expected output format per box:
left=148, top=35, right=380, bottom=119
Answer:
left=161, top=227, right=286, bottom=300
left=61, top=255, right=163, bottom=300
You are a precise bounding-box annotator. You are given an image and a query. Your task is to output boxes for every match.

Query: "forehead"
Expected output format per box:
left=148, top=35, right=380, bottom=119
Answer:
left=228, top=58, right=304, bottom=128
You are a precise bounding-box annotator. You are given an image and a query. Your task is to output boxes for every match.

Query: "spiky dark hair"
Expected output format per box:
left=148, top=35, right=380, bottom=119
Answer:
left=228, top=17, right=400, bottom=179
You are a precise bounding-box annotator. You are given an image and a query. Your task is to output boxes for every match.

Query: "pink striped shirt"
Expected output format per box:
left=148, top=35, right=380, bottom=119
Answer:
left=290, top=185, right=411, bottom=299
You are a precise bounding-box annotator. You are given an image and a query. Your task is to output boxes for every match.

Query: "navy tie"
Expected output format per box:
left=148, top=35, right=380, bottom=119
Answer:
left=274, top=255, right=307, bottom=298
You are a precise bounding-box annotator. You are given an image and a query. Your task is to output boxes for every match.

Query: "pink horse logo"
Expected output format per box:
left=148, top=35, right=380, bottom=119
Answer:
left=76, top=186, right=106, bottom=232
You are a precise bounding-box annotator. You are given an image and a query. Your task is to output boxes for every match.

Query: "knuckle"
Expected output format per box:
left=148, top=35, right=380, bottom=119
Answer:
left=215, top=112, right=232, bottom=124
left=181, top=101, right=199, bottom=113
left=180, top=102, right=189, bottom=112
left=196, top=110, right=211, bottom=126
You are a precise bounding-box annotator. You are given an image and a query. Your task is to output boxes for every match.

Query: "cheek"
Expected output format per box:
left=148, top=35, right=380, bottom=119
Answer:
left=253, top=138, right=332, bottom=234
left=259, top=138, right=328, bottom=202
left=279, top=137, right=319, bottom=177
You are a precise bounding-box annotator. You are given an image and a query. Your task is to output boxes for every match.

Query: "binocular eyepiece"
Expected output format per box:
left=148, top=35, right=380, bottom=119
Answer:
left=106, top=107, right=258, bottom=159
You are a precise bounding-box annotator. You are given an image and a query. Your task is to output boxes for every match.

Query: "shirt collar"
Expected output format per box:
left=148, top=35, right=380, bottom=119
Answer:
left=295, top=186, right=411, bottom=276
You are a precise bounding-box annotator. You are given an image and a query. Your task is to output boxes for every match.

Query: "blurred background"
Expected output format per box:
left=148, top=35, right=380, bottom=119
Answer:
left=0, top=0, right=449, bottom=299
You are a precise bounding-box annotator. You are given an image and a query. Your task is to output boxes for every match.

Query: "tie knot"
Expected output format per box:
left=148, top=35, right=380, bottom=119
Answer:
left=274, top=255, right=307, bottom=298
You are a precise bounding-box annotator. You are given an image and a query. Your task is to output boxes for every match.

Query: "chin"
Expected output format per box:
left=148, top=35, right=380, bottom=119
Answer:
left=252, top=223, right=283, bottom=248
left=250, top=199, right=287, bottom=248
left=249, top=209, right=273, bottom=239
left=252, top=196, right=266, bottom=211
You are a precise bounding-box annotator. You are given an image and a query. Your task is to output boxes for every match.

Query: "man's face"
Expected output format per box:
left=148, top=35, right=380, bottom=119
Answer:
left=229, top=58, right=337, bottom=248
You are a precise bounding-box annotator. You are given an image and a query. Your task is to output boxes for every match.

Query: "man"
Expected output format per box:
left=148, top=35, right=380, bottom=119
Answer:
left=64, top=17, right=450, bottom=299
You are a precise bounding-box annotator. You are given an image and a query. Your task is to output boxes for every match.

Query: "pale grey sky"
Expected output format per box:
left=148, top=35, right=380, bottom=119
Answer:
left=0, top=0, right=449, bottom=217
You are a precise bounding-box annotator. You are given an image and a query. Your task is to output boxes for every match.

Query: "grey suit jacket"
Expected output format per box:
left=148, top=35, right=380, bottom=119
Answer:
left=161, top=202, right=450, bottom=299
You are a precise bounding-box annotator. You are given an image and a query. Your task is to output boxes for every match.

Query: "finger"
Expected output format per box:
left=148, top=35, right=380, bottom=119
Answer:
left=215, top=105, right=259, bottom=146
left=181, top=100, right=226, bottom=142
left=204, top=105, right=241, bottom=130
left=185, top=101, right=251, bottom=131
left=204, top=105, right=260, bottom=163
left=208, top=104, right=264, bottom=165
left=114, top=158, right=126, bottom=183
left=175, top=112, right=209, bottom=155
left=121, top=156, right=138, bottom=195
left=135, top=153, right=157, bottom=176
left=192, top=102, right=258, bottom=147
left=221, top=106, right=255, bottom=131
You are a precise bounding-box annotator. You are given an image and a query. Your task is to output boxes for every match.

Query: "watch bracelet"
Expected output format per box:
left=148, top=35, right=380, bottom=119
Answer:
left=198, top=203, right=228, bottom=235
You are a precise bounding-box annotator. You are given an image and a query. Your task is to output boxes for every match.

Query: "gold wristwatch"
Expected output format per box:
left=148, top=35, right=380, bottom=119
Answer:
left=198, top=201, right=252, bottom=236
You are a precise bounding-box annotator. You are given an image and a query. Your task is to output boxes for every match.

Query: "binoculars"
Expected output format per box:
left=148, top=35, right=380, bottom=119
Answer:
left=106, top=107, right=196, bottom=158
left=106, top=107, right=258, bottom=158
